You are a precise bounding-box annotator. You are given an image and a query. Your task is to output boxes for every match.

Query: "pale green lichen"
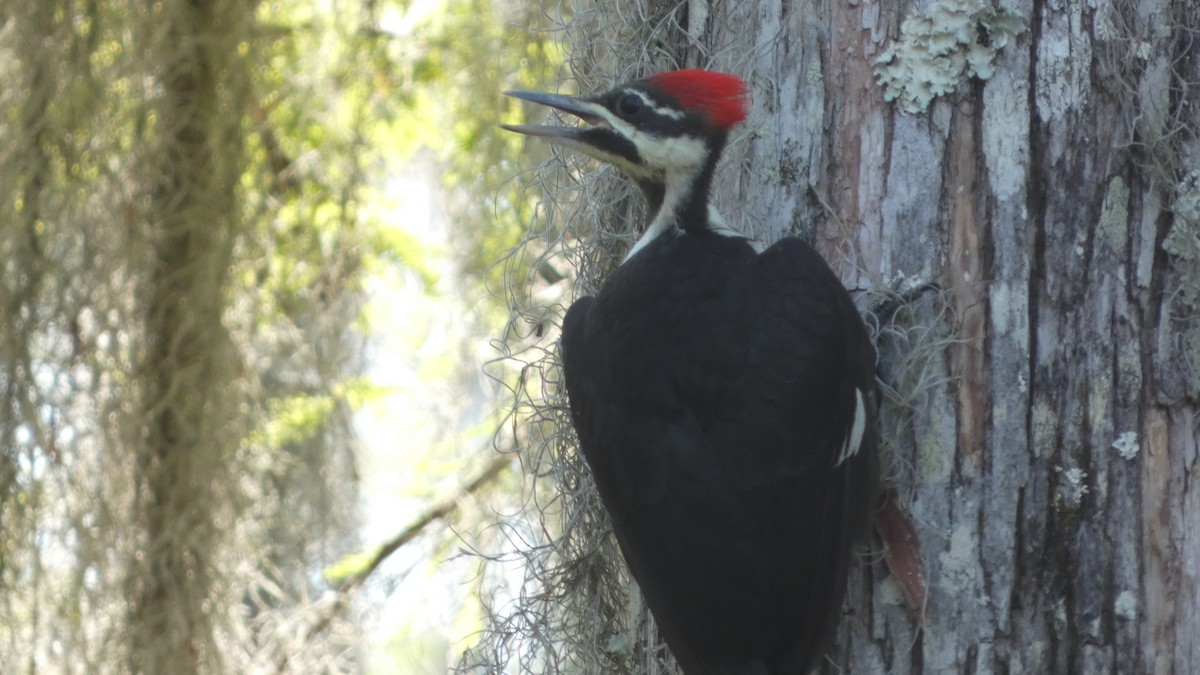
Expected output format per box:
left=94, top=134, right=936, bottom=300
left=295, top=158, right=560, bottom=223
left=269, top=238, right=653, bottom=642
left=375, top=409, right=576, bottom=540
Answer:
left=1164, top=170, right=1200, bottom=309
left=938, top=524, right=985, bottom=601
left=1055, top=465, right=1089, bottom=507
left=1112, top=431, right=1139, bottom=461
left=875, top=0, right=1026, bottom=114
left=1176, top=170, right=1200, bottom=223
left=1114, top=590, right=1138, bottom=620
left=1097, top=177, right=1130, bottom=252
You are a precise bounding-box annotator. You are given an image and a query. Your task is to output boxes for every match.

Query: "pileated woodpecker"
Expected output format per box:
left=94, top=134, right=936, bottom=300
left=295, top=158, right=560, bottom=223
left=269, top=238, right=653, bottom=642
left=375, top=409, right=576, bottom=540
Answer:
left=504, top=70, right=878, bottom=674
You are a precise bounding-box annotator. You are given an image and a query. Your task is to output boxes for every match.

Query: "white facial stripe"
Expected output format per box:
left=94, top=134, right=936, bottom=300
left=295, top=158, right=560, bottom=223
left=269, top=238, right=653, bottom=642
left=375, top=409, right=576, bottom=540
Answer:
left=569, top=96, right=745, bottom=264
left=549, top=135, right=642, bottom=176
left=602, top=120, right=707, bottom=178
left=628, top=89, right=686, bottom=121
left=537, top=102, right=650, bottom=180
left=559, top=106, right=655, bottom=181
left=620, top=136, right=754, bottom=263
left=554, top=93, right=709, bottom=183
left=622, top=165, right=694, bottom=262
left=632, top=133, right=708, bottom=172
left=835, top=389, right=867, bottom=467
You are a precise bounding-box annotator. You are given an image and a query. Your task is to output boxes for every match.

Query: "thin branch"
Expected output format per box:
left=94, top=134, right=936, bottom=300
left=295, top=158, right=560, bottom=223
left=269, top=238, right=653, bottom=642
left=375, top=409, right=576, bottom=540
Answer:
left=274, top=451, right=511, bottom=673
left=340, top=451, right=512, bottom=594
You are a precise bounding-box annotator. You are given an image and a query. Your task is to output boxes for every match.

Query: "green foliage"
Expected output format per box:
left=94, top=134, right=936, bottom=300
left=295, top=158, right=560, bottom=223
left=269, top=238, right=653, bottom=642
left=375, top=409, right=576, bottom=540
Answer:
left=0, top=0, right=570, bottom=670
left=258, top=394, right=339, bottom=449
left=368, top=224, right=439, bottom=288
left=239, top=0, right=564, bottom=329
left=384, top=0, right=565, bottom=305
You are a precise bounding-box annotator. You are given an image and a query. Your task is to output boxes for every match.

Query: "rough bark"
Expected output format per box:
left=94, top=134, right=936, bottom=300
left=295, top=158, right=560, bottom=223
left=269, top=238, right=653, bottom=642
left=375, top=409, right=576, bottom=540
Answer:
left=567, top=0, right=1200, bottom=671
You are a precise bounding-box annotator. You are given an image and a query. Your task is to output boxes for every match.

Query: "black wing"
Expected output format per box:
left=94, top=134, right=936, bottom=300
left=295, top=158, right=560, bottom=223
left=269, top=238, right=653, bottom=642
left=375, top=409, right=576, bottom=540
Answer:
left=561, top=236, right=878, bottom=674
left=736, top=238, right=879, bottom=673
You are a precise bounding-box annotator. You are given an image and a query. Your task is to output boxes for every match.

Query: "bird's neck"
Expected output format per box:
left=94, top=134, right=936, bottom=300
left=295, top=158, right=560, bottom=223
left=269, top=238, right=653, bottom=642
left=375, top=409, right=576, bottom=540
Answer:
left=624, top=139, right=737, bottom=263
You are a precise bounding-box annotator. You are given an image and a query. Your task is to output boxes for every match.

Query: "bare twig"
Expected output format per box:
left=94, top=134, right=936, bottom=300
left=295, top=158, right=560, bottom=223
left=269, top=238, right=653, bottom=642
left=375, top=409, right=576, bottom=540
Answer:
left=340, top=452, right=511, bottom=594
left=273, top=451, right=511, bottom=673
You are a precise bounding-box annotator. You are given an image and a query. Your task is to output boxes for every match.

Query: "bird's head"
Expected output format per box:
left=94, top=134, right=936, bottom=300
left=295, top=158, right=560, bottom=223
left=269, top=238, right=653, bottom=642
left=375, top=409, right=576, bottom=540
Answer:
left=502, top=70, right=749, bottom=185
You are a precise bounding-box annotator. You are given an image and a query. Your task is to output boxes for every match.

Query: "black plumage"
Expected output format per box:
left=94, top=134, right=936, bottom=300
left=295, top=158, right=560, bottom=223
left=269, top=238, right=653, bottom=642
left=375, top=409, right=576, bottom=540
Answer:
left=562, top=231, right=877, bottom=673
left=505, top=70, right=879, bottom=674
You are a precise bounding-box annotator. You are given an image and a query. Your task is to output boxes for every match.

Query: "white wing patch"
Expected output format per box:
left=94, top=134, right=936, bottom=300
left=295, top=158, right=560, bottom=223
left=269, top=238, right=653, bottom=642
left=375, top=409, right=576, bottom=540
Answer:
left=835, top=388, right=867, bottom=467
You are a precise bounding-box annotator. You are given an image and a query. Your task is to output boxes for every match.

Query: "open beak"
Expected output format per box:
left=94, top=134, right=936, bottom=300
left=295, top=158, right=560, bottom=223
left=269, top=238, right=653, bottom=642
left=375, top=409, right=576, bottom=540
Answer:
left=501, top=90, right=607, bottom=141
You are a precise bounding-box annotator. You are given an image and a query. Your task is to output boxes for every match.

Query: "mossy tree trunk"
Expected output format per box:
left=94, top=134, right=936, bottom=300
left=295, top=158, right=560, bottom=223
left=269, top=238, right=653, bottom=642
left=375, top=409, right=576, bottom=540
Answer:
left=126, top=2, right=254, bottom=672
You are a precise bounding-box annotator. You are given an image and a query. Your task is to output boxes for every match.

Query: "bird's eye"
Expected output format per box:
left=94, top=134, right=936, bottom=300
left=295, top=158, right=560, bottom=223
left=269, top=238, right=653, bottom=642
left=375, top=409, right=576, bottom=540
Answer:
left=617, top=94, right=644, bottom=117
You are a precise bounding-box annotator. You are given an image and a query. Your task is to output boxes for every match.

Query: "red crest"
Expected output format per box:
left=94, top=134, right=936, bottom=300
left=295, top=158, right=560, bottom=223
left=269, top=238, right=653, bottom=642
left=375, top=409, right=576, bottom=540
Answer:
left=646, top=70, right=750, bottom=129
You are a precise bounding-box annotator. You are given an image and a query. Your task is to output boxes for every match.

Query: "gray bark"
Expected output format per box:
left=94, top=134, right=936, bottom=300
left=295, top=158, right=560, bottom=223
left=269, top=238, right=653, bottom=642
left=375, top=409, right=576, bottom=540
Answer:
left=566, top=0, right=1200, bottom=671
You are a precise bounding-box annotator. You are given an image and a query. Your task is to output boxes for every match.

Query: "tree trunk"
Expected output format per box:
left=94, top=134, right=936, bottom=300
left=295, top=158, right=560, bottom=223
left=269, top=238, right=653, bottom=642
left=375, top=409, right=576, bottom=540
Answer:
left=126, top=2, right=253, bottom=672
left=557, top=0, right=1200, bottom=671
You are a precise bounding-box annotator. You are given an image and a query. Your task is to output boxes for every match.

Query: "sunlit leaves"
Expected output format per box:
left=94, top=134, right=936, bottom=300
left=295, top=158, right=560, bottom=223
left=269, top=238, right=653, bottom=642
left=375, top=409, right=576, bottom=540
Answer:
left=258, top=394, right=338, bottom=449
left=376, top=0, right=565, bottom=305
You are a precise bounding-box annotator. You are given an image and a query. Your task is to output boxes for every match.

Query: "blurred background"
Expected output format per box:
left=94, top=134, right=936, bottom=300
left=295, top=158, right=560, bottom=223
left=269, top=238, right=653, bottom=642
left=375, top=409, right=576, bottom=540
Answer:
left=8, top=0, right=1199, bottom=672
left=0, top=0, right=564, bottom=671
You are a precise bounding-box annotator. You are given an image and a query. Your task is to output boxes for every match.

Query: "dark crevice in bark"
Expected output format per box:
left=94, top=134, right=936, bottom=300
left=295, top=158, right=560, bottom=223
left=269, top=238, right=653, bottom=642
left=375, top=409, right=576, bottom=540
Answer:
left=1025, top=3, right=1062, bottom=673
